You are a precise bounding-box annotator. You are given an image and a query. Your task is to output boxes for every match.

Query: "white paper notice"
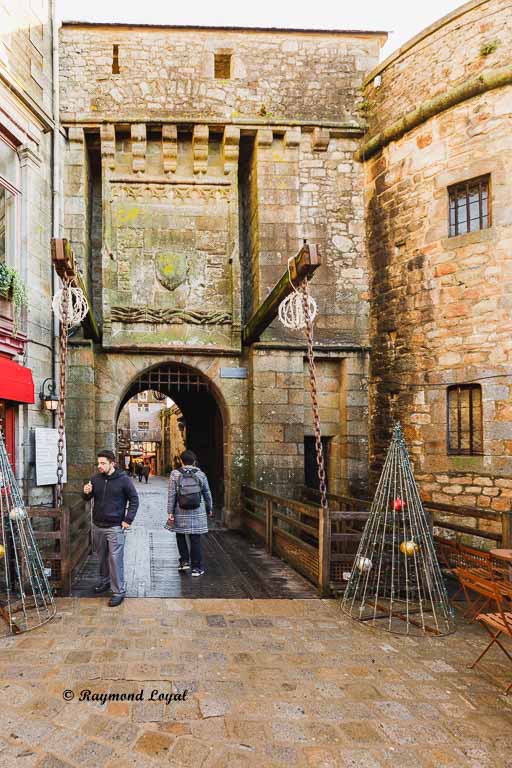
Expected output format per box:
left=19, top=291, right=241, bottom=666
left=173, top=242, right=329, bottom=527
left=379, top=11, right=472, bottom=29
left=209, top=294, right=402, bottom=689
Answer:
left=35, top=427, right=67, bottom=486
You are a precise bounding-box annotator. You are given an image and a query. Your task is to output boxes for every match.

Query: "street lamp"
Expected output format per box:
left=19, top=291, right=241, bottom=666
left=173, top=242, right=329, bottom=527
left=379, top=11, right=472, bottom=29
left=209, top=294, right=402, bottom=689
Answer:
left=39, top=378, right=58, bottom=412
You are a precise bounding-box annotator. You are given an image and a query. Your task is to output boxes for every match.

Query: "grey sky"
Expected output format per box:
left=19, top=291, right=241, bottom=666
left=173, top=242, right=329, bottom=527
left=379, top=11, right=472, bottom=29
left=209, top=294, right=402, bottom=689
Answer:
left=57, top=0, right=467, bottom=61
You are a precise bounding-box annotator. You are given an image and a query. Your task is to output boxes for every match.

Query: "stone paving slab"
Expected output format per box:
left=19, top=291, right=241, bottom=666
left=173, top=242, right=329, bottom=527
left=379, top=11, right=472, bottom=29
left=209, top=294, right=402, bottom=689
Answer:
left=0, top=598, right=512, bottom=767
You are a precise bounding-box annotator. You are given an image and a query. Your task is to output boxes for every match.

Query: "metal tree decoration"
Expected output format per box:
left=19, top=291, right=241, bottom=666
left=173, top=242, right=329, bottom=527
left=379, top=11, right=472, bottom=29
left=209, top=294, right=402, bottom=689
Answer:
left=0, top=432, right=56, bottom=635
left=342, top=423, right=455, bottom=636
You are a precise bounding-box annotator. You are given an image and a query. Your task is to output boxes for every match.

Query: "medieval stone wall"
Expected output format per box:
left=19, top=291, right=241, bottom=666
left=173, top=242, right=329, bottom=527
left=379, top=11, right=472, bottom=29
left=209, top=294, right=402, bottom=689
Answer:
left=362, top=0, right=511, bottom=139
left=362, top=0, right=512, bottom=521
left=59, top=25, right=383, bottom=124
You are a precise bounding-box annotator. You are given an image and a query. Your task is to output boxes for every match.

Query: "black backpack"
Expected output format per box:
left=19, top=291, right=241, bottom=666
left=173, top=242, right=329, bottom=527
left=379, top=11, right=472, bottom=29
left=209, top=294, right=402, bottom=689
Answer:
left=177, top=468, right=202, bottom=509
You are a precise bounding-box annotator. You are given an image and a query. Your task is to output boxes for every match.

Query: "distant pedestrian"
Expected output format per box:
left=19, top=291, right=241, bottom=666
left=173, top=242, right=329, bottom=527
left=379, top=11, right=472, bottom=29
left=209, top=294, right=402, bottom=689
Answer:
left=135, top=462, right=143, bottom=482
left=142, top=462, right=150, bottom=484
left=166, top=450, right=213, bottom=576
left=83, top=450, right=139, bottom=607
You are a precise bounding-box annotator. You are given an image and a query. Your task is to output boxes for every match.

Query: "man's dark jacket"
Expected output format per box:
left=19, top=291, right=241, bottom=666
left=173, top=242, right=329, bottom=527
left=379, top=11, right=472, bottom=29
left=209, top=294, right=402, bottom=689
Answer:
left=83, top=468, right=139, bottom=526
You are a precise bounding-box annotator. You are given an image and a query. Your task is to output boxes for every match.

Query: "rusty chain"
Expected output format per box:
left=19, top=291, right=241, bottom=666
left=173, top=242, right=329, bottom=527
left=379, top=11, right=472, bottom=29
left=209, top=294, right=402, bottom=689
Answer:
left=56, top=279, right=70, bottom=508
left=300, top=277, right=329, bottom=517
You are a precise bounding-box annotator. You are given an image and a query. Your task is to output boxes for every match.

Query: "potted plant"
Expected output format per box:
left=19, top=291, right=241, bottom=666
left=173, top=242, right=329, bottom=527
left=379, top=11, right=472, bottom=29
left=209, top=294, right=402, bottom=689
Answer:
left=0, top=262, right=28, bottom=332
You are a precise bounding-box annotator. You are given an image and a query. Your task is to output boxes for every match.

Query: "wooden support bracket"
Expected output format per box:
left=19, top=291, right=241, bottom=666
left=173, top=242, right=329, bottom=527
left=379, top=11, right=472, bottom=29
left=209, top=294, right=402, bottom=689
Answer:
left=51, top=238, right=101, bottom=342
left=242, top=242, right=321, bottom=346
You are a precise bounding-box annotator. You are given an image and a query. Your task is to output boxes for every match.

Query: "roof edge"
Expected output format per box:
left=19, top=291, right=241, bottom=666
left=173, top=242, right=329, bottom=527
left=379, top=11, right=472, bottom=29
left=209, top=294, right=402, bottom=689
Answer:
left=60, top=20, right=388, bottom=41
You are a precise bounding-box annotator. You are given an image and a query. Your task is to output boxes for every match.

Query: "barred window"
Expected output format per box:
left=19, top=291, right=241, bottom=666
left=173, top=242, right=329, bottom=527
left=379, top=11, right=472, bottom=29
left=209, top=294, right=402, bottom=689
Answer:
left=448, top=175, right=490, bottom=237
left=447, top=384, right=483, bottom=455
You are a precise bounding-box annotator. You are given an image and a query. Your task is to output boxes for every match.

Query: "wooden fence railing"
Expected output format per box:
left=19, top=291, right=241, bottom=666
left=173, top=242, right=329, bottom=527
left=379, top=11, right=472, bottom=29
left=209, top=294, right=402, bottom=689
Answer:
left=424, top=500, right=511, bottom=550
left=241, top=485, right=369, bottom=595
left=242, top=484, right=512, bottom=595
left=28, top=499, right=91, bottom=595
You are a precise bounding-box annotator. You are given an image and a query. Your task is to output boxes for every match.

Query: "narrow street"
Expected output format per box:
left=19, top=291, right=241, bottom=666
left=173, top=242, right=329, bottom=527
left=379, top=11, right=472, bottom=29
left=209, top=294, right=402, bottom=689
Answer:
left=72, top=477, right=317, bottom=599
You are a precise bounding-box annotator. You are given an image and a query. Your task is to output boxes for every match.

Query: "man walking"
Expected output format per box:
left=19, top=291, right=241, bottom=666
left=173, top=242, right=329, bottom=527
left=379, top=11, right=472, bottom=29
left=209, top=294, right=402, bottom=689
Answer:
left=83, top=450, right=139, bottom=606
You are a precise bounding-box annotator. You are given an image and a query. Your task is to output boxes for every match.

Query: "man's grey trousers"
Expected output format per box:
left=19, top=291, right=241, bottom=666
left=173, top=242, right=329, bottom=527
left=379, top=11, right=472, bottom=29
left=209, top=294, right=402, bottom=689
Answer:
left=92, top=524, right=126, bottom=596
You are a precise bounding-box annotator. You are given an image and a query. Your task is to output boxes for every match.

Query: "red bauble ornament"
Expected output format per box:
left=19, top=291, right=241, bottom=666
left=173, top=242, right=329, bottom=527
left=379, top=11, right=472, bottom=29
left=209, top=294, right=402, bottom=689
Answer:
left=392, top=497, right=404, bottom=512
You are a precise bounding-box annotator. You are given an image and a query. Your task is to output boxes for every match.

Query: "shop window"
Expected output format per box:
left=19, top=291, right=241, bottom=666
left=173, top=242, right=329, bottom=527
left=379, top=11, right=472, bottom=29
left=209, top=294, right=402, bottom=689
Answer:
left=447, top=384, right=483, bottom=455
left=0, top=136, right=20, bottom=266
left=448, top=175, right=490, bottom=237
left=0, top=401, right=15, bottom=470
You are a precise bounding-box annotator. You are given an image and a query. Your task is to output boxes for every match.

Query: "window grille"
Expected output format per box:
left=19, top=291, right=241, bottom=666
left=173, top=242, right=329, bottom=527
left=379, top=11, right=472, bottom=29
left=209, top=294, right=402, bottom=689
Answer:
left=448, top=175, right=490, bottom=237
left=447, top=384, right=483, bottom=455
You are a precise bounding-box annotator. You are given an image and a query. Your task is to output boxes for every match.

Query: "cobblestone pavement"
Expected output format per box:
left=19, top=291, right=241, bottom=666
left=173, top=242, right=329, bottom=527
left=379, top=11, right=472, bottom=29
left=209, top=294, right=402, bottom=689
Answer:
left=1, top=597, right=512, bottom=767
left=73, top=478, right=317, bottom=599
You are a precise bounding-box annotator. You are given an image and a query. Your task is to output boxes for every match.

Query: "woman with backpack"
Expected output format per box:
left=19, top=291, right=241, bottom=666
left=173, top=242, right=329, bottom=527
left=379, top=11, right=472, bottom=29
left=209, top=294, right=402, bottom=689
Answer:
left=166, top=449, right=213, bottom=576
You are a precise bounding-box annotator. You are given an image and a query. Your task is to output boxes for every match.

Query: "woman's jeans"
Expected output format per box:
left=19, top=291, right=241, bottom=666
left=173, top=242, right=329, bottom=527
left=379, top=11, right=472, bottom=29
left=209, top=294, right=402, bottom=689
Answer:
left=176, top=533, right=202, bottom=568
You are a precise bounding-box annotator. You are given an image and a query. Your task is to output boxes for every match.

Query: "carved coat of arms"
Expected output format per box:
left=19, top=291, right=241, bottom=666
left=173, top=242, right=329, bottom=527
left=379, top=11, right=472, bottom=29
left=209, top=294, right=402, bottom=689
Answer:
left=155, top=251, right=189, bottom=292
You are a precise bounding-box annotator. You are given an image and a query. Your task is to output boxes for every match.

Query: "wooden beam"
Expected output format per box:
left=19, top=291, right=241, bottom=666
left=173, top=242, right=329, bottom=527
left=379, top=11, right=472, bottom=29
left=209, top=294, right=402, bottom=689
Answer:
left=51, top=238, right=101, bottom=342
left=242, top=243, right=321, bottom=346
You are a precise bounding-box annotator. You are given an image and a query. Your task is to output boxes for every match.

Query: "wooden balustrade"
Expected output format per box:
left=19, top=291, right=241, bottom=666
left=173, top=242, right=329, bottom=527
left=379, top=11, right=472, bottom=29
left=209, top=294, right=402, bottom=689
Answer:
left=28, top=499, right=91, bottom=595
left=242, top=484, right=511, bottom=595
left=423, top=500, right=507, bottom=549
left=241, top=485, right=369, bottom=595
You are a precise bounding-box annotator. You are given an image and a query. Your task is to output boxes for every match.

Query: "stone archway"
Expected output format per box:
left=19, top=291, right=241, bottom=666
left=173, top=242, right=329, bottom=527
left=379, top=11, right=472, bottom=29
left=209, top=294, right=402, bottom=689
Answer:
left=66, top=347, right=248, bottom=526
left=115, top=361, right=227, bottom=512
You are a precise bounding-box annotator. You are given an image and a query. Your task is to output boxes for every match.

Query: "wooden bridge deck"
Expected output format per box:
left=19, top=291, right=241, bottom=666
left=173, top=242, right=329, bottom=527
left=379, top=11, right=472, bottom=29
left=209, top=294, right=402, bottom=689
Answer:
left=72, top=478, right=317, bottom=599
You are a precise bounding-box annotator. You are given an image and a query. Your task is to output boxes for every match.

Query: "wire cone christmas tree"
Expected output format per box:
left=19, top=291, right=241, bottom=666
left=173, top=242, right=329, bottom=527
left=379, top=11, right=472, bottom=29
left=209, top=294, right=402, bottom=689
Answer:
left=0, top=432, right=56, bottom=635
left=342, top=423, right=455, bottom=636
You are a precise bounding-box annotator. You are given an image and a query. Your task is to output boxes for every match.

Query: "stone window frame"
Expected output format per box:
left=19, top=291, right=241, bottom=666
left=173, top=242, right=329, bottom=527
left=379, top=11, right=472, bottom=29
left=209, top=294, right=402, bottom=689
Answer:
left=214, top=51, right=232, bottom=79
left=0, top=131, right=21, bottom=269
left=446, top=383, right=483, bottom=456
left=448, top=174, right=490, bottom=238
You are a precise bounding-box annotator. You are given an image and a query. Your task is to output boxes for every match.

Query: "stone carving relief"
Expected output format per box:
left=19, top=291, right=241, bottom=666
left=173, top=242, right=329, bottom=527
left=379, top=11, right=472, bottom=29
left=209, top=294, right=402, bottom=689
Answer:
left=155, top=251, right=189, bottom=292
left=110, top=183, right=230, bottom=202
left=109, top=180, right=232, bottom=318
left=110, top=307, right=232, bottom=324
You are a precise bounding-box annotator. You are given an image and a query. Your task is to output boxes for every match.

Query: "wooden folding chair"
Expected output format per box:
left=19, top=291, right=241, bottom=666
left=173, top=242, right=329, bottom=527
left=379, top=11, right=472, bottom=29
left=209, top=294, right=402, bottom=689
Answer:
left=454, top=546, right=493, bottom=621
left=458, top=570, right=512, bottom=695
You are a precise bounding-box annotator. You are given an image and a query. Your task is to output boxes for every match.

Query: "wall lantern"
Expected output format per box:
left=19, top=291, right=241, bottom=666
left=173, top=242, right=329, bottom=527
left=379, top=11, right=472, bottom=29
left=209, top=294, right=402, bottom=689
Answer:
left=39, top=378, right=58, bottom=411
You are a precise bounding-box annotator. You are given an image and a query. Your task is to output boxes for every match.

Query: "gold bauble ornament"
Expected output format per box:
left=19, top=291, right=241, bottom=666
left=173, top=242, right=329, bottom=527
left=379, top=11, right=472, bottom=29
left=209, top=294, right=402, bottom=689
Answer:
left=400, top=540, right=419, bottom=556
left=356, top=556, right=373, bottom=573
left=0, top=544, right=4, bottom=558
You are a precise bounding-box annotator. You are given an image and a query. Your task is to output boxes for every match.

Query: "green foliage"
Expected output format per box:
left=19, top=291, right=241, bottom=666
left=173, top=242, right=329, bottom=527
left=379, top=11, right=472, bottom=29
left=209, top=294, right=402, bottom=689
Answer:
left=480, top=39, right=499, bottom=56
left=356, top=99, right=371, bottom=115
left=0, top=262, right=28, bottom=331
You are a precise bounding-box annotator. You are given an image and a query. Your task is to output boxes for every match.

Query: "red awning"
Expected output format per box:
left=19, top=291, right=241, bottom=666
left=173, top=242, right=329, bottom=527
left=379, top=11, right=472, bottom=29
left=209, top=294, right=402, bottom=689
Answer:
left=0, top=356, right=35, bottom=404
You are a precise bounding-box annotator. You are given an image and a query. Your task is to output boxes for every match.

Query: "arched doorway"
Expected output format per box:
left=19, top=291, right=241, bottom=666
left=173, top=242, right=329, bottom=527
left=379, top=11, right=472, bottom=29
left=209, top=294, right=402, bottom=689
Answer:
left=116, top=362, right=226, bottom=514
